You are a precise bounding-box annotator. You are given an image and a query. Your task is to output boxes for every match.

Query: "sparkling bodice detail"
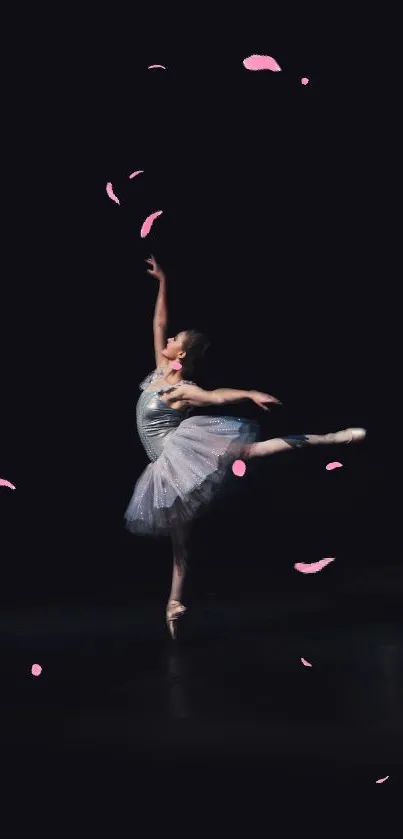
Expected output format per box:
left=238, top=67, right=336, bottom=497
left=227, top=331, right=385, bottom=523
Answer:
left=136, top=368, right=195, bottom=462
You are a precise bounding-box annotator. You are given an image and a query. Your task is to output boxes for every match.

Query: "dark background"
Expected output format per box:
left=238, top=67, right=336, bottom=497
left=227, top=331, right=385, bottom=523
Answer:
left=1, top=12, right=392, bottom=610
left=0, top=8, right=400, bottom=837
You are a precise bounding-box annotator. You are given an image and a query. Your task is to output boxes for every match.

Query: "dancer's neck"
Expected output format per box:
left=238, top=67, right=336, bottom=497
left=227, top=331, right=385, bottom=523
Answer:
left=161, top=365, right=185, bottom=385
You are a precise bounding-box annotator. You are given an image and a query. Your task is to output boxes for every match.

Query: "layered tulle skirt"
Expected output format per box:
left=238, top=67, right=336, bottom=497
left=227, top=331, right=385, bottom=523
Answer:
left=124, top=414, right=258, bottom=536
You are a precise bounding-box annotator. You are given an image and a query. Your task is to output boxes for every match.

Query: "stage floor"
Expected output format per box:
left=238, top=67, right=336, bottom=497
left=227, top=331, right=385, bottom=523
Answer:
left=1, top=588, right=402, bottom=837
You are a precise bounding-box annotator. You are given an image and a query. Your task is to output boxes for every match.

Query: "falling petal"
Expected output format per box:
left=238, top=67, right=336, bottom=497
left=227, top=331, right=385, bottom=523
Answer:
left=243, top=54, right=282, bottom=72
left=301, top=658, right=313, bottom=667
left=375, top=776, right=389, bottom=784
left=326, top=461, right=343, bottom=471
left=148, top=64, right=167, bottom=70
left=301, top=77, right=309, bottom=85
left=129, top=169, right=144, bottom=180
left=106, top=182, right=120, bottom=205
left=232, top=460, right=246, bottom=477
left=0, top=478, right=16, bottom=490
left=31, top=664, right=42, bottom=677
left=140, top=210, right=163, bottom=239
left=294, top=558, right=335, bottom=574
left=170, top=361, right=182, bottom=371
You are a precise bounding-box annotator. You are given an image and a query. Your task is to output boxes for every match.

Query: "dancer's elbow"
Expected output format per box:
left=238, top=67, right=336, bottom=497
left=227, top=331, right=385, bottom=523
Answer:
left=210, top=389, right=225, bottom=405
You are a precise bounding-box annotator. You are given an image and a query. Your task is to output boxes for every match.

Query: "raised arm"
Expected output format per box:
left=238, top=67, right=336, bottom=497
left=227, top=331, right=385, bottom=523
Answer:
left=146, top=256, right=168, bottom=368
left=168, top=384, right=282, bottom=411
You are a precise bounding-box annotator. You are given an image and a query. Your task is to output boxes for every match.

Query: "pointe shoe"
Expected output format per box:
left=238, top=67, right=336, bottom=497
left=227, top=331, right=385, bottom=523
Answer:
left=166, top=600, right=187, bottom=640
left=325, top=427, right=367, bottom=445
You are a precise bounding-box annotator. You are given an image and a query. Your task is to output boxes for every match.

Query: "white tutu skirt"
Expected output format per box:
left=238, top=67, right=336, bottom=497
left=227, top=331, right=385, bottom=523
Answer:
left=124, top=415, right=258, bottom=536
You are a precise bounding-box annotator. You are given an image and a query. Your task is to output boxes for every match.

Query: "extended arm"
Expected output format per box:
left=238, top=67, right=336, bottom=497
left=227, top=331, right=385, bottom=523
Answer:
left=168, top=384, right=281, bottom=410
left=146, top=256, right=168, bottom=368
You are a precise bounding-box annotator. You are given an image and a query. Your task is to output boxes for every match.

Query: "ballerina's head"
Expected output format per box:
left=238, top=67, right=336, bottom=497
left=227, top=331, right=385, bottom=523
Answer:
left=162, top=330, right=210, bottom=375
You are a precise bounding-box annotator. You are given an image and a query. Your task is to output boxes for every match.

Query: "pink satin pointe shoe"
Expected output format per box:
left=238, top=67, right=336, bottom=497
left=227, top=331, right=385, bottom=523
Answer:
left=324, top=427, right=367, bottom=445
left=166, top=599, right=187, bottom=640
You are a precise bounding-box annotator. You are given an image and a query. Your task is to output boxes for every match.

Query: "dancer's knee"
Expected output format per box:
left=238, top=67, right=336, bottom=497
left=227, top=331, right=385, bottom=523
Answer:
left=243, top=443, right=253, bottom=460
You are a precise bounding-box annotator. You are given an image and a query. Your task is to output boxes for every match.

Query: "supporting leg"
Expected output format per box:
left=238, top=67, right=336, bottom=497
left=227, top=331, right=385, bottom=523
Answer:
left=169, top=526, right=188, bottom=602
left=166, top=525, right=190, bottom=639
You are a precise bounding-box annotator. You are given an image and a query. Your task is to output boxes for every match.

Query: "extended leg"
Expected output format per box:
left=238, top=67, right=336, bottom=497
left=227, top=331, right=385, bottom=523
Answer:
left=245, top=427, right=366, bottom=459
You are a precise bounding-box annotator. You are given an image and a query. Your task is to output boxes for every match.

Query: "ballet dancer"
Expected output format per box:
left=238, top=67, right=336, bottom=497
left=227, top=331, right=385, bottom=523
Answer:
left=124, top=257, right=366, bottom=638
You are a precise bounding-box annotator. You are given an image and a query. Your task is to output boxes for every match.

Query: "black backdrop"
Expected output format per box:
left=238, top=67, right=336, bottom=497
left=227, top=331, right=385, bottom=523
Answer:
left=0, top=10, right=393, bottom=613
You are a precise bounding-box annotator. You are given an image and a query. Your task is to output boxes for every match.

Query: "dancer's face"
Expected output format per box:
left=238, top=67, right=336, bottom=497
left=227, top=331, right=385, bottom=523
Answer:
left=162, top=332, right=187, bottom=362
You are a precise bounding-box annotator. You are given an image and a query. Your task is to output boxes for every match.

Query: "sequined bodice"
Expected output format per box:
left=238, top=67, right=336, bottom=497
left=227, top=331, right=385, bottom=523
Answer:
left=136, top=368, right=194, bottom=462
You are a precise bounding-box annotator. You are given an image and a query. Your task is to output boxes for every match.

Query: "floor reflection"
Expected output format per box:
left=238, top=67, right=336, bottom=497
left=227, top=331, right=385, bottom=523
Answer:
left=164, top=648, right=192, bottom=720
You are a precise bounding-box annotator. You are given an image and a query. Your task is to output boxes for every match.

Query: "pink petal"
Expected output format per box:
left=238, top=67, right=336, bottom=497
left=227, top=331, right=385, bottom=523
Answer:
left=140, top=210, right=163, bottom=239
left=326, top=461, right=343, bottom=471
left=232, top=459, right=246, bottom=477
left=148, top=64, right=167, bottom=70
left=129, top=169, right=144, bottom=180
left=301, top=658, right=313, bottom=667
left=106, top=182, right=120, bottom=205
left=0, top=478, right=16, bottom=490
left=243, top=54, right=282, bottom=72
left=301, top=77, right=309, bottom=85
left=375, top=776, right=389, bottom=784
left=170, top=361, right=182, bottom=371
left=31, top=664, right=42, bottom=677
left=294, top=558, right=335, bottom=574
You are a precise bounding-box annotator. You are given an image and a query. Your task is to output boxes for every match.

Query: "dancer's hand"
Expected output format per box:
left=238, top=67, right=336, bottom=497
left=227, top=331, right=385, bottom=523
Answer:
left=249, top=391, right=282, bottom=411
left=145, top=255, right=165, bottom=281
